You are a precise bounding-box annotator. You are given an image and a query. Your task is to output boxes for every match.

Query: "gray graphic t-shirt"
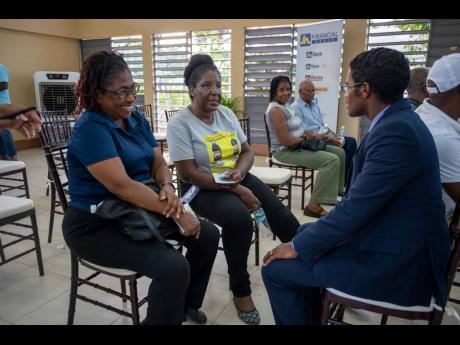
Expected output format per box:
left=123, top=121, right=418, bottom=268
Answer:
left=167, top=105, right=247, bottom=173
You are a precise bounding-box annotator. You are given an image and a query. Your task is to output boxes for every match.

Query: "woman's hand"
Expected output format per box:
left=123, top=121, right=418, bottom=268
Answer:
left=220, top=168, right=244, bottom=190
left=235, top=185, right=261, bottom=211
left=159, top=184, right=184, bottom=219
left=175, top=211, right=201, bottom=239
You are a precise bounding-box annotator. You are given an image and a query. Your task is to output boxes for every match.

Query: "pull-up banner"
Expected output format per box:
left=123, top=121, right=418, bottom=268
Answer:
left=295, top=19, right=344, bottom=132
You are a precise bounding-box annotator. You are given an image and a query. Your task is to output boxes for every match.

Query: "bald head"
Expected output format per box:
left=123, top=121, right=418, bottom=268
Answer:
left=406, top=68, right=429, bottom=102
left=298, top=79, right=316, bottom=104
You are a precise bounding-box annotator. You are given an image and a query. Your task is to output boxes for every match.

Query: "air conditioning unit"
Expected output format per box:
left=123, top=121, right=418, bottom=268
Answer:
left=33, top=71, right=80, bottom=113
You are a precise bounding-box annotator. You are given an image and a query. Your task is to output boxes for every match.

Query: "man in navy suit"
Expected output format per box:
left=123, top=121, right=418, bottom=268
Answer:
left=261, top=48, right=451, bottom=325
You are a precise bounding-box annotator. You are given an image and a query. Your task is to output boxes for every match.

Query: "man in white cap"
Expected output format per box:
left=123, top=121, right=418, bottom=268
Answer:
left=416, top=53, right=460, bottom=220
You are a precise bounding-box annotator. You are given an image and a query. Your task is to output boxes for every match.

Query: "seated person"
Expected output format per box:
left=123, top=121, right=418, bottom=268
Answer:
left=0, top=64, right=19, bottom=160
left=167, top=54, right=300, bottom=325
left=261, top=48, right=450, bottom=325
left=406, top=67, right=429, bottom=110
left=62, top=51, right=220, bottom=325
left=415, top=53, right=460, bottom=222
left=265, top=75, right=345, bottom=218
left=0, top=103, right=41, bottom=139
left=291, top=79, right=357, bottom=182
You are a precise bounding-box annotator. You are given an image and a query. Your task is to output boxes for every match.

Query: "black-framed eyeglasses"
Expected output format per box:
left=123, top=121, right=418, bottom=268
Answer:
left=340, top=82, right=364, bottom=93
left=104, top=83, right=139, bottom=100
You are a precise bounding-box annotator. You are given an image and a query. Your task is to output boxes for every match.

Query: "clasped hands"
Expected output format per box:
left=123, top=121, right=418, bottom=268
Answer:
left=159, top=184, right=200, bottom=239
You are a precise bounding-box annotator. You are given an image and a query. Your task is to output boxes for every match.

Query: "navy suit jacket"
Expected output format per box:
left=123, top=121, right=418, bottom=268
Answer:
left=293, top=99, right=450, bottom=308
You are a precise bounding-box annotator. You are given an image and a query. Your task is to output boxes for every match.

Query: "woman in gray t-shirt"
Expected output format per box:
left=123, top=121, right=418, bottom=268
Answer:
left=167, top=54, right=299, bottom=325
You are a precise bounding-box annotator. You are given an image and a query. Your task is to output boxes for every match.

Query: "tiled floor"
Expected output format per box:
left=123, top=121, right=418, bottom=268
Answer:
left=0, top=148, right=459, bottom=325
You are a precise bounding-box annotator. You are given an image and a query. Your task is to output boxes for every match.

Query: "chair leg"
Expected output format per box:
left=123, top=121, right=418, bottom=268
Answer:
left=22, top=169, right=30, bottom=199
left=68, top=254, right=79, bottom=325
left=321, top=295, right=331, bottom=325
left=288, top=179, right=292, bottom=211
left=253, top=220, right=259, bottom=266
left=121, top=278, right=127, bottom=302
left=30, top=211, right=44, bottom=276
left=380, top=314, right=388, bottom=325
left=301, top=168, right=306, bottom=210
left=48, top=182, right=56, bottom=243
left=0, top=235, right=6, bottom=263
left=128, top=278, right=140, bottom=325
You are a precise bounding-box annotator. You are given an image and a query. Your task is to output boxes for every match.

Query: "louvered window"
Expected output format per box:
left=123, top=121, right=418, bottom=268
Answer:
left=111, top=35, right=145, bottom=104
left=152, top=29, right=231, bottom=132
left=244, top=25, right=297, bottom=144
left=367, top=19, right=431, bottom=67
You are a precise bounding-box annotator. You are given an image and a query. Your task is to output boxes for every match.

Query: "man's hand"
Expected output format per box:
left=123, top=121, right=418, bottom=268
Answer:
left=0, top=105, right=41, bottom=139
left=327, top=135, right=344, bottom=147
left=263, top=242, right=298, bottom=267
left=175, top=211, right=201, bottom=239
left=159, top=184, right=184, bottom=219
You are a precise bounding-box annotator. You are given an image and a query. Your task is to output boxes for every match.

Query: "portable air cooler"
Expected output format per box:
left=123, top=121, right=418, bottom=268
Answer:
left=33, top=71, right=80, bottom=113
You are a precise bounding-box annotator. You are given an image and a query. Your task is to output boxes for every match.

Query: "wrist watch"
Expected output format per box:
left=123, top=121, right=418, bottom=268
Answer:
left=160, top=181, right=176, bottom=191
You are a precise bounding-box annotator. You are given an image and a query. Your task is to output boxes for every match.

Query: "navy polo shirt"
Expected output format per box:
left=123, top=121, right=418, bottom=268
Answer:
left=67, top=109, right=158, bottom=213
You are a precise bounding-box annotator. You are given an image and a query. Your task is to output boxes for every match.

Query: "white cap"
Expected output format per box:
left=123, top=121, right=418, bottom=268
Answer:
left=427, top=53, right=460, bottom=94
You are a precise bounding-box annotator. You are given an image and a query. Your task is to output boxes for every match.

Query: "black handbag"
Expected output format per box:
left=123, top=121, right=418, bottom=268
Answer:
left=94, top=179, right=180, bottom=244
left=291, top=137, right=327, bottom=152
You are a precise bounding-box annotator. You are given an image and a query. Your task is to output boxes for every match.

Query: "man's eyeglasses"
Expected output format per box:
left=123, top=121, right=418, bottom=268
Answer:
left=340, top=82, right=364, bottom=93
left=104, top=83, right=139, bottom=100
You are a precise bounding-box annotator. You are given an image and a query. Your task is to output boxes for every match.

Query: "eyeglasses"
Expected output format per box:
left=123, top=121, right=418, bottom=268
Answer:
left=104, top=83, right=139, bottom=100
left=340, top=82, right=364, bottom=93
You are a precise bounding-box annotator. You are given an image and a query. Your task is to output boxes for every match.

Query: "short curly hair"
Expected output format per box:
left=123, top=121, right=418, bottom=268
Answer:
left=269, top=75, right=292, bottom=102
left=184, top=54, right=220, bottom=99
left=349, top=48, right=410, bottom=103
left=75, top=51, right=130, bottom=113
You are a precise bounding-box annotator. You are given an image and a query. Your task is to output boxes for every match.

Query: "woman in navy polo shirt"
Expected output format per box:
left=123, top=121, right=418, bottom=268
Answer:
left=62, top=51, right=220, bottom=325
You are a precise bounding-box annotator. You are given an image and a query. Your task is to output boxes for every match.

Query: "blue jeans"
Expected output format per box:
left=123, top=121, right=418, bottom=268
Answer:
left=0, top=128, right=17, bottom=159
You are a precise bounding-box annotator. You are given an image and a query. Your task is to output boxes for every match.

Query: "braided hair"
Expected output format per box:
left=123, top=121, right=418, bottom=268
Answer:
left=183, top=54, right=220, bottom=100
left=75, top=51, right=129, bottom=113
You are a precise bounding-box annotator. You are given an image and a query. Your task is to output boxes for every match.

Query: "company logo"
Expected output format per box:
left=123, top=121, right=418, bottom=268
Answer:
left=306, top=51, right=322, bottom=59
left=305, top=64, right=320, bottom=69
left=304, top=75, right=323, bottom=82
left=315, top=87, right=328, bottom=93
left=300, top=34, right=312, bottom=46
left=300, top=31, right=338, bottom=46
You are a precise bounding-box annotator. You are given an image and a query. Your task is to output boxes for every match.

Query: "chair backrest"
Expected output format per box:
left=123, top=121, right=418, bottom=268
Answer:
left=238, top=116, right=251, bottom=145
left=41, top=143, right=70, bottom=212
left=40, top=110, right=72, bottom=123
left=445, top=195, right=460, bottom=302
left=39, top=110, right=76, bottom=147
left=136, top=104, right=156, bottom=132
left=164, top=109, right=180, bottom=122
left=263, top=113, right=274, bottom=162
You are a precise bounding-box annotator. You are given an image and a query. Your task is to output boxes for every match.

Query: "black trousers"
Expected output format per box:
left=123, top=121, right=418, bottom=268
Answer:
left=188, top=173, right=299, bottom=297
left=62, top=206, right=220, bottom=325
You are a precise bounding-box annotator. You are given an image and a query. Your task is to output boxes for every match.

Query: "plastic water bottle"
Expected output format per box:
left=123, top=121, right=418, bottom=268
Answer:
left=253, top=207, right=271, bottom=236
left=337, top=125, right=345, bottom=145
left=181, top=185, right=200, bottom=204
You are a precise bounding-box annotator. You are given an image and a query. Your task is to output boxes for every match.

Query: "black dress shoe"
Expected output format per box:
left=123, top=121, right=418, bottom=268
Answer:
left=185, top=308, right=207, bottom=324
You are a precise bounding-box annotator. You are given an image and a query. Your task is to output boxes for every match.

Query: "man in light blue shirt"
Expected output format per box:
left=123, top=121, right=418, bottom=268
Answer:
left=0, top=64, right=18, bottom=160
left=291, top=79, right=357, bottom=182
